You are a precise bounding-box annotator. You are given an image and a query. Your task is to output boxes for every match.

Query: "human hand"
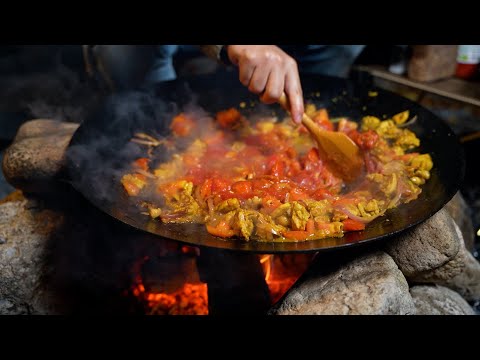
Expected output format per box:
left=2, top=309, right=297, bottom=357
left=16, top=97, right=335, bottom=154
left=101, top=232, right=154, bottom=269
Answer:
left=226, top=45, right=304, bottom=124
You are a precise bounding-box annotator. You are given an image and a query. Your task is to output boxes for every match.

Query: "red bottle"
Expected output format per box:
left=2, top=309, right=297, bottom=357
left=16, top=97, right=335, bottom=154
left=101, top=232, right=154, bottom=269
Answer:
left=456, top=45, right=480, bottom=79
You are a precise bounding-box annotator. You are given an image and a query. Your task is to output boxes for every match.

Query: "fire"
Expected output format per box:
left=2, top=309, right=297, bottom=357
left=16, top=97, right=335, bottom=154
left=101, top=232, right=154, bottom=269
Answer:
left=260, top=254, right=315, bottom=304
left=133, top=279, right=208, bottom=315
left=129, top=247, right=314, bottom=314
left=260, top=255, right=272, bottom=281
left=131, top=250, right=208, bottom=315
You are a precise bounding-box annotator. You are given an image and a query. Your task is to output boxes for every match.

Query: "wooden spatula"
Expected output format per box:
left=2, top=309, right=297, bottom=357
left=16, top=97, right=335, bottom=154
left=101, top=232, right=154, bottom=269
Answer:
left=278, top=93, right=363, bottom=182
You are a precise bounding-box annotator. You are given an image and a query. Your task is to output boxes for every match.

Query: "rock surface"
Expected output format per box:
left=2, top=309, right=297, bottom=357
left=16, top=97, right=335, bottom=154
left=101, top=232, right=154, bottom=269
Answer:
left=444, top=191, right=475, bottom=252
left=269, top=251, right=415, bottom=315
left=408, top=222, right=466, bottom=283
left=411, top=285, right=475, bottom=315
left=426, top=248, right=480, bottom=302
left=385, top=209, right=461, bottom=277
left=2, top=120, right=79, bottom=193
left=0, top=195, right=64, bottom=314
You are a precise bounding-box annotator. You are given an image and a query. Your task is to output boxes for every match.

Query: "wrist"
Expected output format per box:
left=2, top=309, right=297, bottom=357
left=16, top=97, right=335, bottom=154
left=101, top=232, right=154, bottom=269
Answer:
left=220, top=45, right=232, bottom=66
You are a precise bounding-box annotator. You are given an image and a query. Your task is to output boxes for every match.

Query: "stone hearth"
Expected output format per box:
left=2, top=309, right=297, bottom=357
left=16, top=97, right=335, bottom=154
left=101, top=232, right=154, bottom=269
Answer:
left=1, top=120, right=479, bottom=315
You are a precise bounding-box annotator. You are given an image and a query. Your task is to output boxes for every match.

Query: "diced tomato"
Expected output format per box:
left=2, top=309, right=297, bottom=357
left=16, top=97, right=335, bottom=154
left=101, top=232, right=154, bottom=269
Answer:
left=211, top=178, right=231, bottom=194
left=269, top=159, right=285, bottom=177
left=231, top=181, right=253, bottom=199
left=289, top=187, right=308, bottom=201
left=123, top=182, right=141, bottom=196
left=302, top=148, right=322, bottom=172
left=133, top=158, right=149, bottom=171
left=313, top=109, right=334, bottom=131
left=333, top=197, right=358, bottom=207
left=262, top=195, right=282, bottom=213
left=204, top=130, right=225, bottom=146
left=121, top=174, right=146, bottom=196
left=350, top=129, right=379, bottom=150
left=286, top=159, right=302, bottom=177
left=182, top=154, right=198, bottom=167
left=305, top=147, right=320, bottom=163
left=251, top=179, right=273, bottom=191
left=283, top=230, right=310, bottom=241
left=170, top=113, right=195, bottom=137
left=343, top=218, right=366, bottom=231
left=158, top=180, right=184, bottom=197
left=306, top=219, right=315, bottom=233
left=315, top=221, right=331, bottom=231
left=206, top=221, right=236, bottom=238
left=199, top=178, right=213, bottom=199
left=216, top=108, right=242, bottom=128
left=285, top=147, right=297, bottom=159
left=337, top=118, right=358, bottom=134
left=268, top=182, right=290, bottom=201
left=311, top=188, right=334, bottom=200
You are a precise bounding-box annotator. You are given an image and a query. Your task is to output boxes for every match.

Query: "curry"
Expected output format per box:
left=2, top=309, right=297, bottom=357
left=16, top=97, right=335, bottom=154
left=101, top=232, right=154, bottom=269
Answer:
left=121, top=105, right=432, bottom=242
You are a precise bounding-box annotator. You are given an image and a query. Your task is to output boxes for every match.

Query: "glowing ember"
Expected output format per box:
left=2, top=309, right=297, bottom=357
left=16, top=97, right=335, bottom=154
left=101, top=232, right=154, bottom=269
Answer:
left=131, top=248, right=208, bottom=315
left=133, top=281, right=208, bottom=315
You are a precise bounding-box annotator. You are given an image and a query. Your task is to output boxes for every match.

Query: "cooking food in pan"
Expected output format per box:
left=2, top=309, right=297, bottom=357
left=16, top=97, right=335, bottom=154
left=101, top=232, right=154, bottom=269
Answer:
left=121, top=104, right=432, bottom=243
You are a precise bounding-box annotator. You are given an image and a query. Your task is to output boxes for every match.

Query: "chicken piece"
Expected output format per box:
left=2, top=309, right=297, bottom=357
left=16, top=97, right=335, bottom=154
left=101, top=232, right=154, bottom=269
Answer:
left=216, top=198, right=241, bottom=213
left=409, top=154, right=433, bottom=172
left=235, top=209, right=257, bottom=240
left=216, top=108, right=243, bottom=129
left=367, top=172, right=398, bottom=197
left=357, top=199, right=383, bottom=218
left=256, top=121, right=275, bottom=134
left=161, top=181, right=205, bottom=223
left=244, top=196, right=263, bottom=210
left=405, top=154, right=433, bottom=184
left=148, top=207, right=162, bottom=219
left=185, top=139, right=207, bottom=156
left=291, top=201, right=310, bottom=231
left=394, top=129, right=420, bottom=151
left=392, top=110, right=409, bottom=125
left=332, top=210, right=349, bottom=222
left=304, top=199, right=333, bottom=222
left=154, top=155, right=184, bottom=182
left=361, top=116, right=381, bottom=131
left=254, top=213, right=287, bottom=241
left=305, top=103, right=318, bottom=118
left=375, top=120, right=401, bottom=139
left=121, top=173, right=147, bottom=196
left=338, top=118, right=358, bottom=133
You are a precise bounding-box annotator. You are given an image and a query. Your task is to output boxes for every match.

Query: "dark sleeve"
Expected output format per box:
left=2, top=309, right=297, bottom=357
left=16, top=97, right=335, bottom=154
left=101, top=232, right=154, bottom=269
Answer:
left=199, top=45, right=229, bottom=64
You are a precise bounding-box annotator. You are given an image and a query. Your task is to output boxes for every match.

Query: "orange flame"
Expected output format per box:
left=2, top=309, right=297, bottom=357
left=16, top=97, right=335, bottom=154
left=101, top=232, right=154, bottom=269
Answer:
left=260, top=255, right=272, bottom=282
left=259, top=254, right=315, bottom=304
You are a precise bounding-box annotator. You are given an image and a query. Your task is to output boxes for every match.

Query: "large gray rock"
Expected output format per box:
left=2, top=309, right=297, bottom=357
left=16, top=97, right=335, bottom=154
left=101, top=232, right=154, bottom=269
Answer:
left=269, top=251, right=415, bottom=315
left=0, top=196, right=64, bottom=314
left=428, top=248, right=480, bottom=302
left=385, top=208, right=462, bottom=277
left=444, top=191, right=475, bottom=252
left=411, top=285, right=475, bottom=315
left=2, top=120, right=79, bottom=193
left=408, top=222, right=466, bottom=283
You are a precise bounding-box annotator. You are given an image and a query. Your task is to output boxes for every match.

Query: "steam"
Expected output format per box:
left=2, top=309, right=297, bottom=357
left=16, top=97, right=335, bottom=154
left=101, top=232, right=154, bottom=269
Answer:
left=67, top=91, right=169, bottom=203
left=0, top=63, right=99, bottom=123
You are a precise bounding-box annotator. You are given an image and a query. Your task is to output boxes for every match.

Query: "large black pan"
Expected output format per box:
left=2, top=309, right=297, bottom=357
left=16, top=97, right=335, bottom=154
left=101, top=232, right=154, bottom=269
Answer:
left=66, top=69, right=464, bottom=253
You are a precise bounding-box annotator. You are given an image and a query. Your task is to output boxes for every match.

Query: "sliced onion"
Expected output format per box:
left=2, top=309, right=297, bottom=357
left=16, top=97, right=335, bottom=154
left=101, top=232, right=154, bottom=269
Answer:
left=335, top=205, right=379, bottom=224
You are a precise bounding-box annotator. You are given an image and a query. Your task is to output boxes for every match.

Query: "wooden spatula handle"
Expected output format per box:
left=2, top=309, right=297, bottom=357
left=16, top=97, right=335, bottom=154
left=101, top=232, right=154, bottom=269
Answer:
left=278, top=92, right=319, bottom=135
